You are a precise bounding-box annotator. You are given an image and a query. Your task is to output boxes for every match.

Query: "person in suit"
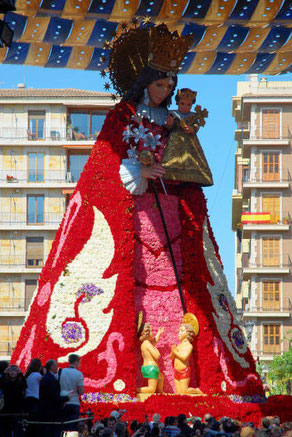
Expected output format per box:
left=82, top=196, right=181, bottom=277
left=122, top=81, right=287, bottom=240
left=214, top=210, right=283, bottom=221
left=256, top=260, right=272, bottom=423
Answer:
left=39, top=359, right=68, bottom=437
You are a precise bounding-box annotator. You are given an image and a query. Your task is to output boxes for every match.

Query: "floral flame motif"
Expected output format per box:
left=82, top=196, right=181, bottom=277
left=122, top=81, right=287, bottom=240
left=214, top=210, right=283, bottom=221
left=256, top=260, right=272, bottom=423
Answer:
left=46, top=206, right=117, bottom=362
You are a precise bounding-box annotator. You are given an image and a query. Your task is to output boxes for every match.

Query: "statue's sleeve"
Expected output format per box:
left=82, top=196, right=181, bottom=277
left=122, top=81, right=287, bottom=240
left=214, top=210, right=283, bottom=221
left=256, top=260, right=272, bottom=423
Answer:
left=98, top=102, right=148, bottom=195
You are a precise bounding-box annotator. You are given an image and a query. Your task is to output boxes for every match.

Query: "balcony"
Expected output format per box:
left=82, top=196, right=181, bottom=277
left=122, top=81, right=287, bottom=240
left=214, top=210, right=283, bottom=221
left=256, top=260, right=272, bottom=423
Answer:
left=241, top=211, right=291, bottom=234
left=0, top=255, right=43, bottom=273
left=241, top=129, right=291, bottom=157
left=242, top=254, right=291, bottom=277
left=0, top=212, right=64, bottom=230
left=243, top=306, right=291, bottom=318
left=0, top=297, right=32, bottom=315
left=0, top=127, right=98, bottom=145
left=242, top=167, right=291, bottom=193
left=250, top=349, right=282, bottom=361
left=235, top=122, right=250, bottom=141
left=0, top=169, right=77, bottom=187
left=0, top=341, right=16, bottom=359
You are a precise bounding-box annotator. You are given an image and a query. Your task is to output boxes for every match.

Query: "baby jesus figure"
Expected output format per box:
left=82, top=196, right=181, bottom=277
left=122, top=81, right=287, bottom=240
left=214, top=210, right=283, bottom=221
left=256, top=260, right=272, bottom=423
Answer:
left=162, top=88, right=213, bottom=186
left=137, top=322, right=164, bottom=394
left=170, top=323, right=203, bottom=395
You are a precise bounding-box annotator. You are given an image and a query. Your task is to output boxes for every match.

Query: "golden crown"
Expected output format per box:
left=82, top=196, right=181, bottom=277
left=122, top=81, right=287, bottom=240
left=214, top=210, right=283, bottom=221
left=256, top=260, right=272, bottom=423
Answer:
left=177, top=88, right=197, bottom=102
left=148, top=24, right=194, bottom=74
left=107, top=23, right=194, bottom=96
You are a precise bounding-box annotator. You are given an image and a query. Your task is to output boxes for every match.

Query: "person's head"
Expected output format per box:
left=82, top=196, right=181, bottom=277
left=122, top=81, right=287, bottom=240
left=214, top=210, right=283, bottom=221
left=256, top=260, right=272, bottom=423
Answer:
left=178, top=414, right=187, bottom=426
left=130, top=420, right=139, bottom=433
left=108, top=417, right=117, bottom=431
left=4, top=364, right=22, bottom=381
left=262, top=418, right=271, bottom=430
left=168, top=417, right=178, bottom=427
left=241, top=427, right=257, bottom=437
left=152, top=414, right=161, bottom=424
left=204, top=414, right=213, bottom=424
left=45, top=359, right=58, bottom=374
left=271, top=418, right=280, bottom=427
left=68, top=354, right=81, bottom=369
left=25, top=358, right=42, bottom=378
left=139, top=322, right=153, bottom=342
left=175, top=88, right=197, bottom=114
left=179, top=323, right=195, bottom=343
left=122, top=66, right=177, bottom=108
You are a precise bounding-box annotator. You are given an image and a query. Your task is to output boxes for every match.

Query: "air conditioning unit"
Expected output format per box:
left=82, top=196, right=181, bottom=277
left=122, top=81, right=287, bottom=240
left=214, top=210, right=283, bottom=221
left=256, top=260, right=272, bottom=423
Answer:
left=66, top=172, right=72, bottom=182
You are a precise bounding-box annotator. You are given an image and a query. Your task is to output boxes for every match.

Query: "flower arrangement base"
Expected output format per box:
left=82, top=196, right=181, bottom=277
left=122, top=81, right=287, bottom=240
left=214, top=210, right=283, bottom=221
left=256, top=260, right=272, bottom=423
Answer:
left=81, top=394, right=292, bottom=426
left=137, top=393, right=208, bottom=402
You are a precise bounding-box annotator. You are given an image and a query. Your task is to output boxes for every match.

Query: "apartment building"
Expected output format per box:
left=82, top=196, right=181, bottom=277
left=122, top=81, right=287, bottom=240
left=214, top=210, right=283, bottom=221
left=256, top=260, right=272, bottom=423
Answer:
left=0, top=86, right=114, bottom=360
left=232, top=75, right=292, bottom=365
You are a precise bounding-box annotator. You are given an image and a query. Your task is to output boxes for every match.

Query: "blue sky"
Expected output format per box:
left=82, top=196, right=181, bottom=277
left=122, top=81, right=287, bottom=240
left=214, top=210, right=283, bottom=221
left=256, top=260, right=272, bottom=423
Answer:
left=1, top=64, right=291, bottom=294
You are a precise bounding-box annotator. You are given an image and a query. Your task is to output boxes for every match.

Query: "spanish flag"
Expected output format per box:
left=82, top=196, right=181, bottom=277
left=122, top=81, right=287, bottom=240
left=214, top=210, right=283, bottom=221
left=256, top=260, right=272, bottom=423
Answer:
left=241, top=212, right=271, bottom=224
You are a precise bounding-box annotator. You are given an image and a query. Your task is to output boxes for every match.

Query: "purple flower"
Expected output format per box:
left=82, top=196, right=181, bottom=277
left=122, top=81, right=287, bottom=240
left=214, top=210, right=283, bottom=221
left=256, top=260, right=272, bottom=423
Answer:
left=76, top=283, right=103, bottom=303
left=62, top=322, right=83, bottom=344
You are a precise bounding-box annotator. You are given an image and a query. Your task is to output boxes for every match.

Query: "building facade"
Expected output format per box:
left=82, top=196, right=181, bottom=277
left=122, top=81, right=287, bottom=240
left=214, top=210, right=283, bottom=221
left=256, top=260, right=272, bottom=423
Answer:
left=232, top=75, right=292, bottom=365
left=0, top=86, right=114, bottom=360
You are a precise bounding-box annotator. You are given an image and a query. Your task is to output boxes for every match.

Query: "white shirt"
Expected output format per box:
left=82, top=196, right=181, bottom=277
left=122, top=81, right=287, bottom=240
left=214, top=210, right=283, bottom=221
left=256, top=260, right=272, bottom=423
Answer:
left=59, top=367, right=84, bottom=406
left=25, top=372, right=42, bottom=399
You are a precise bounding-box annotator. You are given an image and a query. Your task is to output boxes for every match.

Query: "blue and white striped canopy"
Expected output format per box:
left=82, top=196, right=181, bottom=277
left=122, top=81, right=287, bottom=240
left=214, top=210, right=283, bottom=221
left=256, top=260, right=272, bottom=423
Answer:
left=0, top=0, right=291, bottom=74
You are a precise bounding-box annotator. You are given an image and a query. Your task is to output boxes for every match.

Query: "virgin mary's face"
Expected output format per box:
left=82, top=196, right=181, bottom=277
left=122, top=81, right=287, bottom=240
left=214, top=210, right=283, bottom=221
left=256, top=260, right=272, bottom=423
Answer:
left=147, top=77, right=174, bottom=108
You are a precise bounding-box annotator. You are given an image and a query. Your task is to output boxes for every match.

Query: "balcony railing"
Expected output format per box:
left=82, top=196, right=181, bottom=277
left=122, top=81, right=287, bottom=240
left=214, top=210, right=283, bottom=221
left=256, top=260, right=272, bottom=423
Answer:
left=242, top=254, right=291, bottom=269
left=0, top=127, right=99, bottom=141
left=0, top=341, right=16, bottom=356
left=249, top=126, right=291, bottom=140
left=244, top=306, right=291, bottom=313
left=0, top=169, right=73, bottom=183
left=0, top=255, right=44, bottom=268
left=251, top=349, right=282, bottom=357
left=0, top=297, right=32, bottom=312
left=0, top=212, right=64, bottom=225
left=243, top=167, right=291, bottom=184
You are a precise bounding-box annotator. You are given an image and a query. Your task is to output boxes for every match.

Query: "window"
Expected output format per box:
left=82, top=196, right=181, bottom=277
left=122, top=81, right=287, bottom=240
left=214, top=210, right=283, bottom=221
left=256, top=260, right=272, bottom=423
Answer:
left=67, top=150, right=90, bottom=182
left=28, top=153, right=44, bottom=182
left=28, top=110, right=45, bottom=140
left=69, top=110, right=106, bottom=140
left=27, top=195, right=44, bottom=224
left=26, top=237, right=43, bottom=268
left=25, top=279, right=37, bottom=310
left=262, top=109, right=280, bottom=139
left=262, top=238, right=280, bottom=267
left=262, top=152, right=279, bottom=182
left=263, top=324, right=281, bottom=354
left=262, top=280, right=280, bottom=311
left=262, top=194, right=280, bottom=224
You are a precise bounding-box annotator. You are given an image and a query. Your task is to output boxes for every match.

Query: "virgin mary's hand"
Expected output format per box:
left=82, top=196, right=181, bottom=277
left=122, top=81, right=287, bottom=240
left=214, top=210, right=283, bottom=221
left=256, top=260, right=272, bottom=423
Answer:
left=141, top=163, right=166, bottom=180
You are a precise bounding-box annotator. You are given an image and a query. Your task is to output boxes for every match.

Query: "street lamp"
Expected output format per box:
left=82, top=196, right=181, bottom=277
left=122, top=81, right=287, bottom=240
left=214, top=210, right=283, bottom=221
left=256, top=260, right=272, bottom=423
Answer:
left=245, top=320, right=255, bottom=343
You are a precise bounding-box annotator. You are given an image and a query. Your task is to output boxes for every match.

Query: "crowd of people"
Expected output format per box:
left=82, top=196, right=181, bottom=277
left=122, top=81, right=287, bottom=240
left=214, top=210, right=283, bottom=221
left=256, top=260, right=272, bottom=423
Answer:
left=74, top=411, right=292, bottom=437
left=0, top=354, right=84, bottom=437
left=0, top=356, right=291, bottom=437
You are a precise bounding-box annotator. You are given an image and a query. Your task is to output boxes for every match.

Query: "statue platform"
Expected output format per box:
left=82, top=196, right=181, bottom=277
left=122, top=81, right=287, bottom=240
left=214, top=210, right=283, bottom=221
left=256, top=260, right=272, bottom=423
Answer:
left=81, top=394, right=292, bottom=426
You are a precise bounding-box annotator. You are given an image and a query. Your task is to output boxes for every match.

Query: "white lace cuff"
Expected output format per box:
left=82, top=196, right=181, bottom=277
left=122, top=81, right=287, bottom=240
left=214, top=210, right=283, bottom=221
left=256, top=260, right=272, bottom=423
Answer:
left=119, top=158, right=148, bottom=195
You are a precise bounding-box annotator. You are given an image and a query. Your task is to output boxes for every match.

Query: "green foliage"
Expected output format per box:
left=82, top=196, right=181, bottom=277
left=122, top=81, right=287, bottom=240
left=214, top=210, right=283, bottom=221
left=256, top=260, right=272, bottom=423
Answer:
left=268, top=348, right=292, bottom=382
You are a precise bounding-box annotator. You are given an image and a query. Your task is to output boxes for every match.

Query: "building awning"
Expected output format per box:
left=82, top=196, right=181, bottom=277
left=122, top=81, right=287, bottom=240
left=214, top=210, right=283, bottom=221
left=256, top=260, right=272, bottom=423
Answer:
left=1, top=0, right=291, bottom=75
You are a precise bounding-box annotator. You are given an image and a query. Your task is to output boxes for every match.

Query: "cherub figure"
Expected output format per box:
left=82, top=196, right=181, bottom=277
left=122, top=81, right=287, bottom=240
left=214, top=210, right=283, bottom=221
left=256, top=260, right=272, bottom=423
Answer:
left=138, top=322, right=164, bottom=393
left=162, top=88, right=213, bottom=186
left=170, top=323, right=203, bottom=395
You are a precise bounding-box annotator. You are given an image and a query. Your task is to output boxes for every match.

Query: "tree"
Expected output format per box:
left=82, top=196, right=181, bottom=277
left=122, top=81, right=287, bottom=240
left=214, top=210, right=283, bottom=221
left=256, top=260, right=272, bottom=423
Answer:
left=267, top=347, right=292, bottom=395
